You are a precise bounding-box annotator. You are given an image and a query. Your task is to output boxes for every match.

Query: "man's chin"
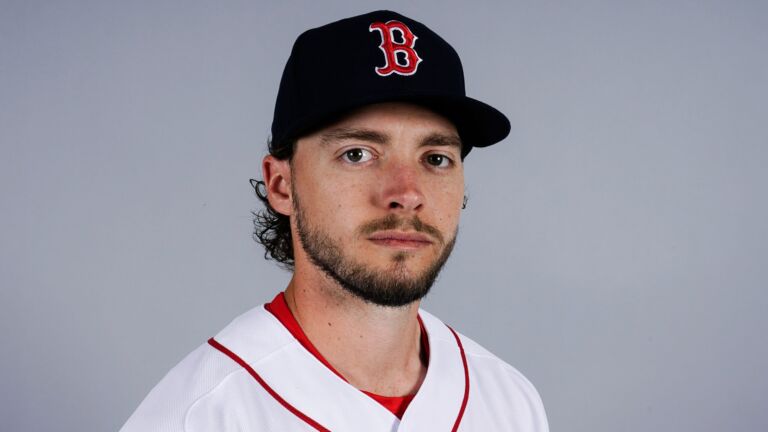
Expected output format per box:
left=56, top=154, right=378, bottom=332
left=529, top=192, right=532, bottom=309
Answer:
left=369, top=247, right=441, bottom=266
left=364, top=258, right=438, bottom=281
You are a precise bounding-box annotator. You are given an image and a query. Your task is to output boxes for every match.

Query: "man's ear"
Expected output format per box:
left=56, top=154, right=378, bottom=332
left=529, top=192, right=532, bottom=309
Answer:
left=262, top=155, right=292, bottom=216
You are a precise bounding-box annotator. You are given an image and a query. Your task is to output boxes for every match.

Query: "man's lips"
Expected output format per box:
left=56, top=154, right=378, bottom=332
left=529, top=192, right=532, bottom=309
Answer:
left=367, top=230, right=434, bottom=249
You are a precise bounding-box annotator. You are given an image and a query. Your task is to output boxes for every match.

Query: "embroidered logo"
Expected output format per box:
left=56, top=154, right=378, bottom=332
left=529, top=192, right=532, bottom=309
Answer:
left=369, top=20, right=423, bottom=76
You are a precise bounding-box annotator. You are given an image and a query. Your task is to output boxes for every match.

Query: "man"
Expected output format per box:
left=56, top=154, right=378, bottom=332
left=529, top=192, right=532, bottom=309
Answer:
left=122, top=10, right=548, bottom=431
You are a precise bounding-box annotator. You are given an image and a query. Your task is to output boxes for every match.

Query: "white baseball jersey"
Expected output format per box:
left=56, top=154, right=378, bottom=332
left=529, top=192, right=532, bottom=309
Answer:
left=121, top=301, right=549, bottom=431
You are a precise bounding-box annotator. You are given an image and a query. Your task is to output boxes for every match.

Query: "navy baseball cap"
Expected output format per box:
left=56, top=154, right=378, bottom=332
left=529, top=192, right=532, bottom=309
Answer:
left=270, top=10, right=510, bottom=158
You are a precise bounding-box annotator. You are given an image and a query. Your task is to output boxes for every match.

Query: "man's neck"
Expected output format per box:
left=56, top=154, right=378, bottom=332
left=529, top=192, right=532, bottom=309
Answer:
left=283, top=270, right=427, bottom=397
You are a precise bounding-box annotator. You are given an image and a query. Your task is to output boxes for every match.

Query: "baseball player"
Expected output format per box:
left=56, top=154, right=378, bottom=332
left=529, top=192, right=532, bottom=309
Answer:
left=121, top=10, right=549, bottom=431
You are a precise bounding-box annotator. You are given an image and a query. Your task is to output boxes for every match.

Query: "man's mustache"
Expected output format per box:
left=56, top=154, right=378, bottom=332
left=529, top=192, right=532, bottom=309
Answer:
left=359, top=214, right=444, bottom=245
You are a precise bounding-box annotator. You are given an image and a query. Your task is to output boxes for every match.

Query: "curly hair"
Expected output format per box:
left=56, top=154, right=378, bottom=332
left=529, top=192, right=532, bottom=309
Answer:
left=250, top=140, right=296, bottom=270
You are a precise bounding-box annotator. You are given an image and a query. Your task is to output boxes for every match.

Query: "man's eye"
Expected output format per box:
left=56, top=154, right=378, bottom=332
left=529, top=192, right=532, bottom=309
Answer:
left=425, top=154, right=452, bottom=168
left=341, top=148, right=374, bottom=163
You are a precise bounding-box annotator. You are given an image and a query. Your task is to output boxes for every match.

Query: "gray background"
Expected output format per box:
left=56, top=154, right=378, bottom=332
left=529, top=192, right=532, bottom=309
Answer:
left=2, top=1, right=766, bottom=431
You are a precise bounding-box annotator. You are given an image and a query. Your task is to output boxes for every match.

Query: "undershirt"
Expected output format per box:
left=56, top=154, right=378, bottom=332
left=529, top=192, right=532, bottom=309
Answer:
left=264, top=292, right=429, bottom=419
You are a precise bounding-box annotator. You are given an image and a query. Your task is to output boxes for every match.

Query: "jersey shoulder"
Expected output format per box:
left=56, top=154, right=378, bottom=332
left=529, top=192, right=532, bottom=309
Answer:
left=120, top=305, right=293, bottom=432
left=457, top=326, right=540, bottom=390
left=419, top=309, right=550, bottom=432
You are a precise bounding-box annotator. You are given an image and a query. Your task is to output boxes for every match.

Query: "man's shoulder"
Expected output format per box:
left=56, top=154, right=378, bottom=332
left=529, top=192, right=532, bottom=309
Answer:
left=418, top=309, right=549, bottom=430
left=418, top=308, right=531, bottom=372
left=453, top=324, right=538, bottom=386
left=120, top=305, right=293, bottom=432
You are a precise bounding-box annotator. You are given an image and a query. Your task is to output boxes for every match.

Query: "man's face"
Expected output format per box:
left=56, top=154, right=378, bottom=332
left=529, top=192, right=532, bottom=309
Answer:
left=289, top=102, right=464, bottom=307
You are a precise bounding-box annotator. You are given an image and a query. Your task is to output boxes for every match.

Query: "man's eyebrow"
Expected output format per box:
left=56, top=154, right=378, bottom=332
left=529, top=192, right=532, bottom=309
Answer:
left=420, top=133, right=463, bottom=150
left=318, top=128, right=462, bottom=151
left=319, top=128, right=388, bottom=146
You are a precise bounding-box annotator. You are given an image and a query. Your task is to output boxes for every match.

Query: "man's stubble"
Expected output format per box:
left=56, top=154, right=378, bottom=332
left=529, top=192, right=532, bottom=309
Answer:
left=292, top=182, right=458, bottom=308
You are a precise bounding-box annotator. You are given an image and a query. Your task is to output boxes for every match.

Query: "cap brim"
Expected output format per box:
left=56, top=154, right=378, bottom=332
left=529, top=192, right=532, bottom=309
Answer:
left=276, top=91, right=510, bottom=158
left=409, top=94, right=511, bottom=158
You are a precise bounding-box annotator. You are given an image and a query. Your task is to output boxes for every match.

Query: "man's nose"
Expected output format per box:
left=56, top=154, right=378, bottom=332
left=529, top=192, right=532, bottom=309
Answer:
left=378, top=162, right=425, bottom=213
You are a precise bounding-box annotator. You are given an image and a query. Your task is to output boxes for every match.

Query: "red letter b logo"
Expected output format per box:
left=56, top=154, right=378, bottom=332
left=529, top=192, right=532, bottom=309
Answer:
left=369, top=20, right=423, bottom=76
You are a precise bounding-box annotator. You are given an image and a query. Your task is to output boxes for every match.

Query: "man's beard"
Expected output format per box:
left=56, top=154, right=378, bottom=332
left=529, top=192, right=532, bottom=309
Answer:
left=293, top=190, right=458, bottom=308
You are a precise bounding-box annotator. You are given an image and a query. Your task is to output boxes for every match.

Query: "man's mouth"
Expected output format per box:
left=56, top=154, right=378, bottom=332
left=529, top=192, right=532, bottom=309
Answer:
left=367, top=231, right=434, bottom=250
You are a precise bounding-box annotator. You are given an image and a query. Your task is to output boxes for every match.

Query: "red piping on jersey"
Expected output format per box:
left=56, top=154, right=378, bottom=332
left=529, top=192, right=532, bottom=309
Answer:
left=208, top=294, right=469, bottom=430
left=207, top=337, right=330, bottom=432
left=447, top=325, right=470, bottom=432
